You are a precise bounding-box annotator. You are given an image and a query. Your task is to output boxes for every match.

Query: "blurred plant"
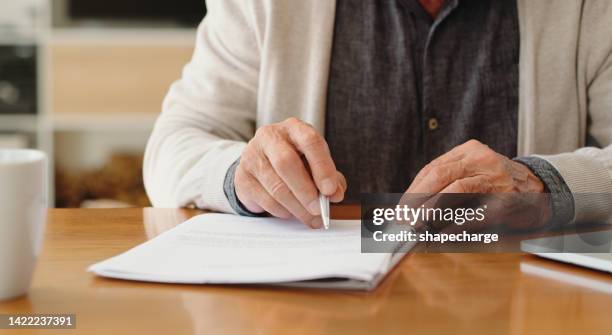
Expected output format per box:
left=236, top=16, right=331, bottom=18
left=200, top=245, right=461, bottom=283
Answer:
left=55, top=153, right=150, bottom=208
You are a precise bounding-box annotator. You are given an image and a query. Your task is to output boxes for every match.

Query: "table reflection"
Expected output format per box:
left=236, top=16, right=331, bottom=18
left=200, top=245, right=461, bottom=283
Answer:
left=180, top=273, right=397, bottom=334
left=403, top=254, right=517, bottom=319
left=178, top=253, right=523, bottom=335
left=509, top=256, right=612, bottom=334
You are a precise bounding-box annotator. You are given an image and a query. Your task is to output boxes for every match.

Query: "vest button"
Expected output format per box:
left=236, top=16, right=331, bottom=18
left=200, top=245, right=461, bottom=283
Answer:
left=428, top=118, right=439, bottom=131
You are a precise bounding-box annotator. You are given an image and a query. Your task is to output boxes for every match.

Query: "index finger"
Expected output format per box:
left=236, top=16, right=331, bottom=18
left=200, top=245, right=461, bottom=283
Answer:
left=409, top=149, right=466, bottom=193
left=407, top=160, right=472, bottom=194
left=284, top=119, right=339, bottom=196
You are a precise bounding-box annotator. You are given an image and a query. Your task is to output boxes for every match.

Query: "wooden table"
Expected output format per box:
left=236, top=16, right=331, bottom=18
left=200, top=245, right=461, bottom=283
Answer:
left=1, top=208, right=612, bottom=335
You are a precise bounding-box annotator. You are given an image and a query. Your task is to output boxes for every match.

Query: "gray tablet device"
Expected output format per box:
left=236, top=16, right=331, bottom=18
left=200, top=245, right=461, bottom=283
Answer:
left=521, top=230, right=612, bottom=273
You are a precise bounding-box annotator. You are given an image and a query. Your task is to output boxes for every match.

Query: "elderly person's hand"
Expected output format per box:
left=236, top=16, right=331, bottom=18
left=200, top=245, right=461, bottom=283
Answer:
left=235, top=117, right=346, bottom=228
left=405, top=140, right=551, bottom=232
left=407, top=140, right=544, bottom=194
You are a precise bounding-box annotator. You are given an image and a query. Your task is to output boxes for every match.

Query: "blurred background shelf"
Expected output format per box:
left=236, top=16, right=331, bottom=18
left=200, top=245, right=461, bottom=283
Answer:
left=1, top=0, right=203, bottom=207
left=50, top=27, right=196, bottom=46
left=50, top=37, right=193, bottom=117
left=51, top=113, right=158, bottom=132
left=0, top=114, right=41, bottom=131
left=0, top=35, right=41, bottom=46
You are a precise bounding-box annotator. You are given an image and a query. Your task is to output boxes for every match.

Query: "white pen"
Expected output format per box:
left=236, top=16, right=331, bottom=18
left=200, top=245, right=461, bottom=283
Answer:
left=319, top=193, right=330, bottom=230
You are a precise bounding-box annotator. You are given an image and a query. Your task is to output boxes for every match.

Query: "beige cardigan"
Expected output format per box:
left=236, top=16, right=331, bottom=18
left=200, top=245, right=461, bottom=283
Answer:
left=144, top=0, right=612, bottom=223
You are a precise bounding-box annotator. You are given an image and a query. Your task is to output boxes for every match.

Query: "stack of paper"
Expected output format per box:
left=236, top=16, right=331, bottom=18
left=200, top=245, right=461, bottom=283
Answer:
left=89, top=214, right=411, bottom=290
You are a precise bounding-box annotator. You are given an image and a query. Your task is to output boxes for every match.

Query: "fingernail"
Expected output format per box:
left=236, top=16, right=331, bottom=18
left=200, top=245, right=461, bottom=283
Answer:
left=321, top=178, right=336, bottom=195
left=309, top=217, right=323, bottom=229
left=308, top=199, right=321, bottom=215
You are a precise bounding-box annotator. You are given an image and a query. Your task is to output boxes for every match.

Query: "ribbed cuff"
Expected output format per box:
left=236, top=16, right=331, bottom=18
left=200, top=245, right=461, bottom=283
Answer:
left=223, top=158, right=266, bottom=217
left=536, top=149, right=612, bottom=223
left=514, top=156, right=575, bottom=226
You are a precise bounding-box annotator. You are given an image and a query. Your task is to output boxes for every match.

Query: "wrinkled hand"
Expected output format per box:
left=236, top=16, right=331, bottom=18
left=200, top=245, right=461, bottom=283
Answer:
left=235, top=117, right=346, bottom=228
left=404, top=140, right=550, bottom=232
left=407, top=140, right=544, bottom=194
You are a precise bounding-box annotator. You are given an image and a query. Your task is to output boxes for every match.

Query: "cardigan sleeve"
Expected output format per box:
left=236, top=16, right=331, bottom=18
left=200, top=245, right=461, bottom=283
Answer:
left=143, top=0, right=259, bottom=212
left=535, top=2, right=612, bottom=223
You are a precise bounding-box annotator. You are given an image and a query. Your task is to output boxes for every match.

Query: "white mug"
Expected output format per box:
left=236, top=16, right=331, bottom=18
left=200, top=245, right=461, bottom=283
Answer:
left=0, top=149, right=47, bottom=301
